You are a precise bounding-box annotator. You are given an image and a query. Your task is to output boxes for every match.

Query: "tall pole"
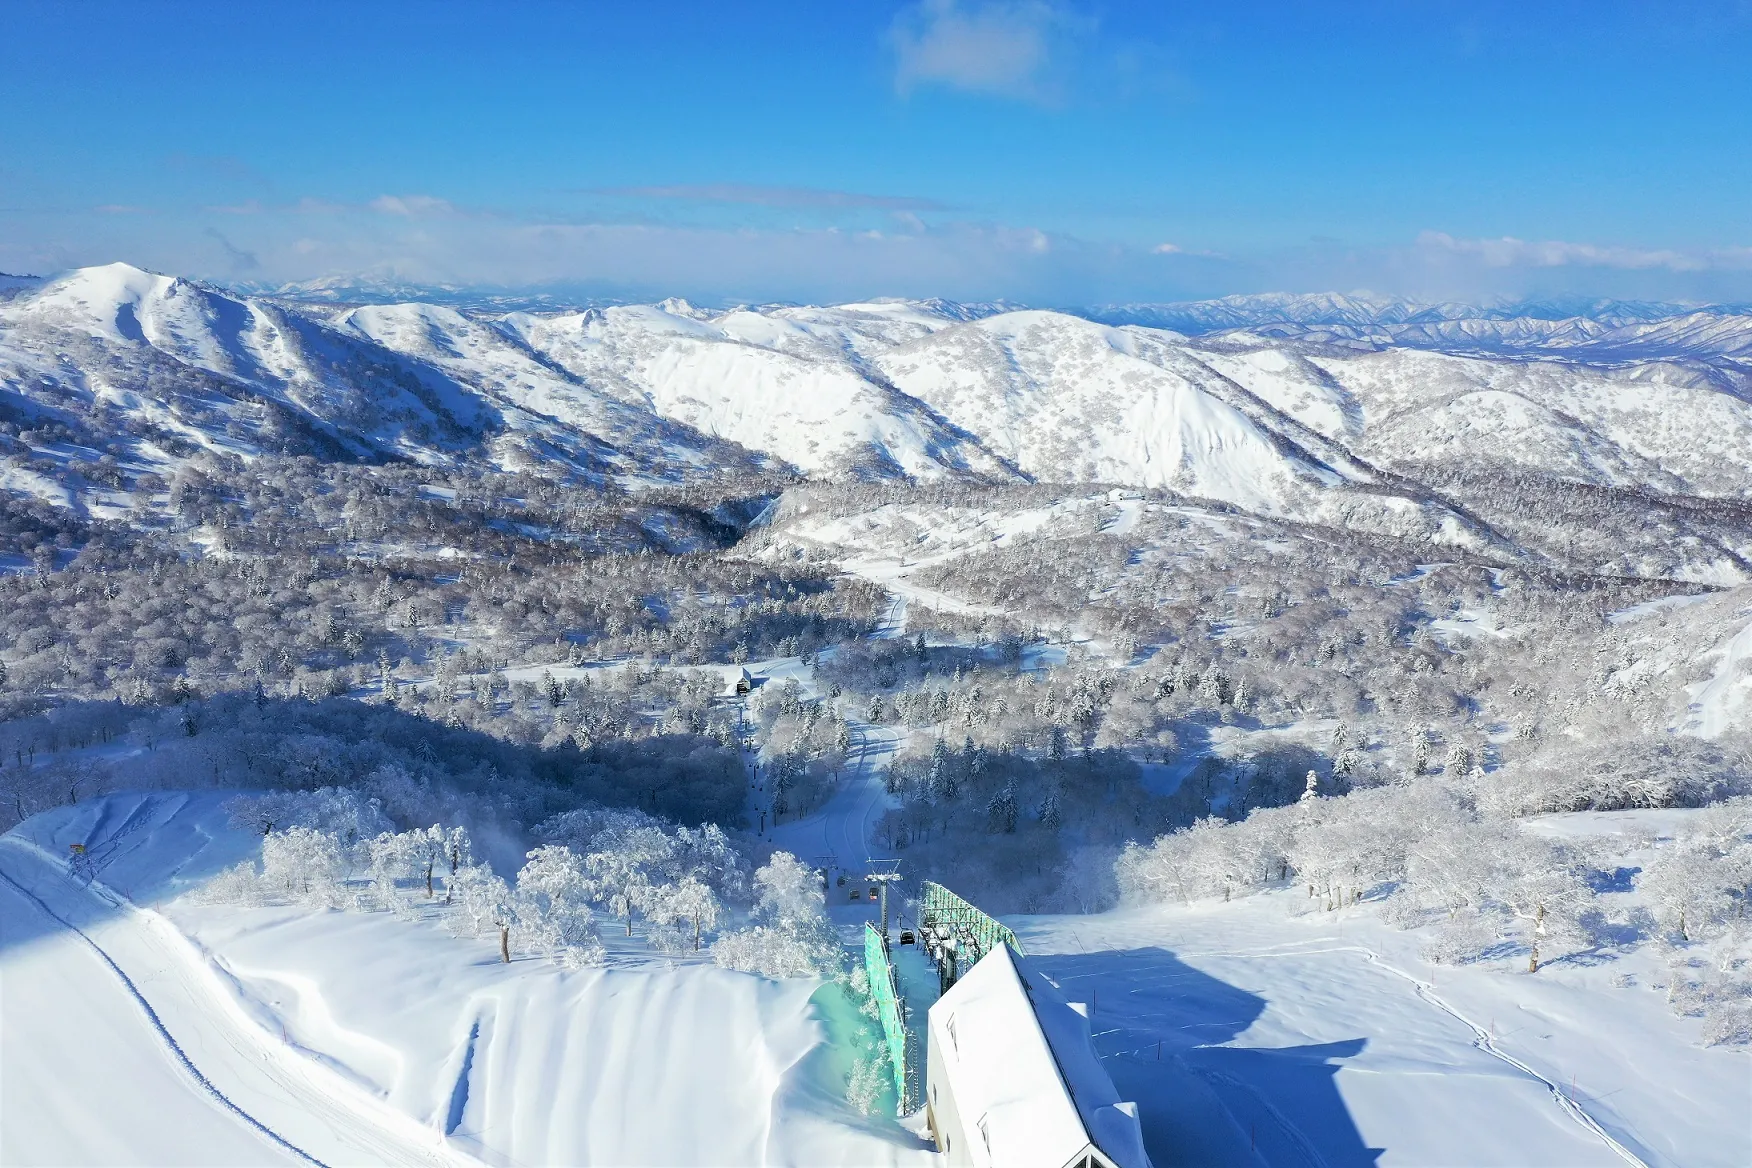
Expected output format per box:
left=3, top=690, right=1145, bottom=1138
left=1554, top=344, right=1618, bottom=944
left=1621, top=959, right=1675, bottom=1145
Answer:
left=866, top=866, right=902, bottom=944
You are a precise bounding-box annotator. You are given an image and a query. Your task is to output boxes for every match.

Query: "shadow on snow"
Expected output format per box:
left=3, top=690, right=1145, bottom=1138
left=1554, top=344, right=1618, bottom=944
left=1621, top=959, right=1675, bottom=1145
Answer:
left=1028, top=946, right=1383, bottom=1168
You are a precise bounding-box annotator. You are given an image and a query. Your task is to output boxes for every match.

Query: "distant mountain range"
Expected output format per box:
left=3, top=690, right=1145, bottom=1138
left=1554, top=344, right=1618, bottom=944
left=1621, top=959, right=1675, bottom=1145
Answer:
left=1089, top=291, right=1751, bottom=330
left=1089, top=292, right=1752, bottom=362
left=5, top=263, right=1752, bottom=582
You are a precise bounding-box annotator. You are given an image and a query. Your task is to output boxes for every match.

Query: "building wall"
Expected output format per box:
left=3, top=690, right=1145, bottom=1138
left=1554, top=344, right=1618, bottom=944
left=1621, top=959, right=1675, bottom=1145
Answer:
left=925, top=1014, right=973, bottom=1166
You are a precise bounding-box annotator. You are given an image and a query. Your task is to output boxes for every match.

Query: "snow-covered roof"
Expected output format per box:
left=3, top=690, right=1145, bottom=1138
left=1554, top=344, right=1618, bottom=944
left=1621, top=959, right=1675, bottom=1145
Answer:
left=928, top=945, right=1150, bottom=1168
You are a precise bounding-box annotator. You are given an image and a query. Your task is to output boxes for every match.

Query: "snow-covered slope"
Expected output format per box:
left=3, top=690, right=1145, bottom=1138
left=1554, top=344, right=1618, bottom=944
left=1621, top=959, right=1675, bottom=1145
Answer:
left=489, top=302, right=1010, bottom=480
left=0, top=264, right=783, bottom=482
left=1204, top=344, right=1752, bottom=497
left=10, top=790, right=1733, bottom=1168
left=1013, top=874, right=1748, bottom=1168
left=0, top=792, right=930, bottom=1167
left=865, top=312, right=1515, bottom=551
left=874, top=312, right=1345, bottom=511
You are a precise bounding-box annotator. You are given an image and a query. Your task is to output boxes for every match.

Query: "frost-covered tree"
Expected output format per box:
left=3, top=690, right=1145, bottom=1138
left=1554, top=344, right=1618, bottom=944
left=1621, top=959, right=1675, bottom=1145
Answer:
left=452, top=864, right=515, bottom=962
left=260, top=826, right=347, bottom=907
left=987, top=784, right=1018, bottom=833
left=365, top=829, right=427, bottom=918
left=671, top=823, right=748, bottom=903
left=712, top=851, right=842, bottom=977
left=513, top=845, right=605, bottom=966
left=583, top=825, right=676, bottom=935
left=224, top=787, right=392, bottom=844
left=650, top=876, right=722, bottom=951
left=1641, top=800, right=1752, bottom=944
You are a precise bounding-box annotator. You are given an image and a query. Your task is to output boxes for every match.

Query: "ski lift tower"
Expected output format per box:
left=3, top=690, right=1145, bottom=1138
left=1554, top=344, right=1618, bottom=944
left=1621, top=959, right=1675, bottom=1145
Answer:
left=866, top=859, right=904, bottom=942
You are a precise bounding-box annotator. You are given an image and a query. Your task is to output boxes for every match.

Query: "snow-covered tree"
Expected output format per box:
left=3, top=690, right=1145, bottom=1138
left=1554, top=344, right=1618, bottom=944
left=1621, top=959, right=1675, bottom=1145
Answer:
left=649, top=876, right=722, bottom=952
left=365, top=829, right=427, bottom=918
left=582, top=824, right=676, bottom=934
left=712, top=851, right=842, bottom=977
left=260, top=827, right=347, bottom=907
left=513, top=845, right=605, bottom=967
left=452, top=864, right=515, bottom=962
left=670, top=823, right=748, bottom=903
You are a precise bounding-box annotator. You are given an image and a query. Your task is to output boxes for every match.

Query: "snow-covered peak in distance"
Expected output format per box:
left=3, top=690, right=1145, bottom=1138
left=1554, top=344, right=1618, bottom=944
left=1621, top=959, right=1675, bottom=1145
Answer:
left=255, top=272, right=1031, bottom=321
left=1087, top=291, right=1751, bottom=334
left=1091, top=291, right=1465, bottom=333
left=1091, top=291, right=1752, bottom=362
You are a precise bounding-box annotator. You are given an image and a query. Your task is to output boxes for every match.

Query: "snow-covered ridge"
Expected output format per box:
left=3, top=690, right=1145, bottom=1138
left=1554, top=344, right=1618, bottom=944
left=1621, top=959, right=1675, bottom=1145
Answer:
left=9, top=263, right=1752, bottom=579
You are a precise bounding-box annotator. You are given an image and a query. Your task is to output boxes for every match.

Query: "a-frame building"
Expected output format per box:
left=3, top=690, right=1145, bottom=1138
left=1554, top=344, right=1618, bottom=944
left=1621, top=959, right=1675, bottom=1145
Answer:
left=924, top=944, right=1151, bottom=1168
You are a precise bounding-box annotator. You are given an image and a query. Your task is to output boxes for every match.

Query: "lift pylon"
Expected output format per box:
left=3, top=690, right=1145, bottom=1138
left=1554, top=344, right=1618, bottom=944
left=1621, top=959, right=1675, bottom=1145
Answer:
left=865, top=858, right=904, bottom=942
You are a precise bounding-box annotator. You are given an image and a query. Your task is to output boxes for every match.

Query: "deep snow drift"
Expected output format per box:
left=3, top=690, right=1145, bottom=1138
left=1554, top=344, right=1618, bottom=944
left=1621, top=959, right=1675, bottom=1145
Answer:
left=0, top=792, right=931, bottom=1168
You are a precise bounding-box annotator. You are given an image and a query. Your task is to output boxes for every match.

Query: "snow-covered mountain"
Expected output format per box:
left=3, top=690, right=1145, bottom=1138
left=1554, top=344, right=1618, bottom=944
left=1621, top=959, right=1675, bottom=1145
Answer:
left=1092, top=291, right=1749, bottom=333
left=9, top=263, right=1752, bottom=579
left=1095, top=292, right=1752, bottom=362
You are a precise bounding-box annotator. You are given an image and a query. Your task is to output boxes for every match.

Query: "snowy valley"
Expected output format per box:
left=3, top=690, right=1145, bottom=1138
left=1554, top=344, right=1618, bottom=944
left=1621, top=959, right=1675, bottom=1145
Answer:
left=2, top=266, right=1750, bottom=1167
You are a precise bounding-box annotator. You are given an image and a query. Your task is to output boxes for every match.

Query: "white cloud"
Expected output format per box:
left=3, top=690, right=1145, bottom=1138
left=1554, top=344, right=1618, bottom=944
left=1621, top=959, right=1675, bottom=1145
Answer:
left=168, top=211, right=1117, bottom=304
left=590, top=183, right=943, bottom=210
left=1416, top=230, right=1711, bottom=272
left=1151, top=242, right=1181, bottom=254
left=890, top=0, right=1071, bottom=101
left=368, top=194, right=456, bottom=217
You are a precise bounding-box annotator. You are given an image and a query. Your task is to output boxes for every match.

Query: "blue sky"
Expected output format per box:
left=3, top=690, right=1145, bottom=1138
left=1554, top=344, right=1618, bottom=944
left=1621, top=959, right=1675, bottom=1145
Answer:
left=3, top=1, right=1750, bottom=304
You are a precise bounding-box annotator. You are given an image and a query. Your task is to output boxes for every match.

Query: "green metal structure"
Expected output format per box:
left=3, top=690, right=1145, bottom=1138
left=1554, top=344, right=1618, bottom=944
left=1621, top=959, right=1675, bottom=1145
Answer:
left=863, top=922, right=916, bottom=1113
left=919, top=880, right=1025, bottom=962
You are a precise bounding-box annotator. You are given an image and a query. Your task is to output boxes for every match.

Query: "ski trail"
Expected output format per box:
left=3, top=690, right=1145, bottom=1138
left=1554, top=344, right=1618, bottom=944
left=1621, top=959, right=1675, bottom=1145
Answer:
left=874, top=591, right=908, bottom=640
left=1171, top=941, right=1651, bottom=1168
left=0, top=864, right=327, bottom=1167
left=1353, top=949, right=1650, bottom=1168
left=768, top=718, right=897, bottom=871
left=1679, top=609, right=1752, bottom=737
left=0, top=837, right=482, bottom=1168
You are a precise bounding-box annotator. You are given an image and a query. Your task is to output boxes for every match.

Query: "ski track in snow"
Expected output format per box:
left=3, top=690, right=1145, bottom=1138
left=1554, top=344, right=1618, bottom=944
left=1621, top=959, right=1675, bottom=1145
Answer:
left=767, top=719, right=900, bottom=873
left=0, top=861, right=326, bottom=1168
left=0, top=836, right=482, bottom=1168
